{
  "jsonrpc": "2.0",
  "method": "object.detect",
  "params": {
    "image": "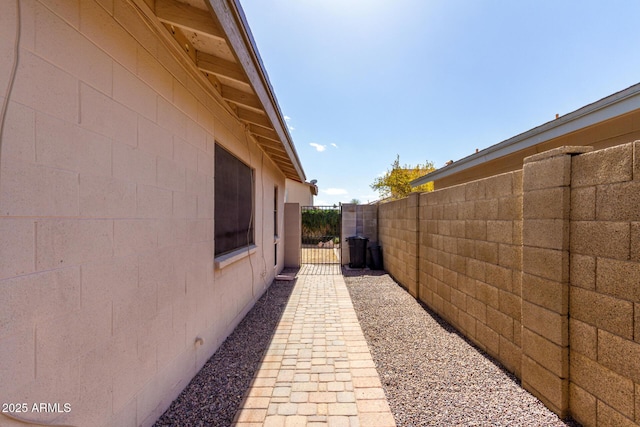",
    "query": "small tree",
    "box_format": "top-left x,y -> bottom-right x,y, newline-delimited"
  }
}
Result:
349,199 -> 361,205
370,155 -> 435,200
